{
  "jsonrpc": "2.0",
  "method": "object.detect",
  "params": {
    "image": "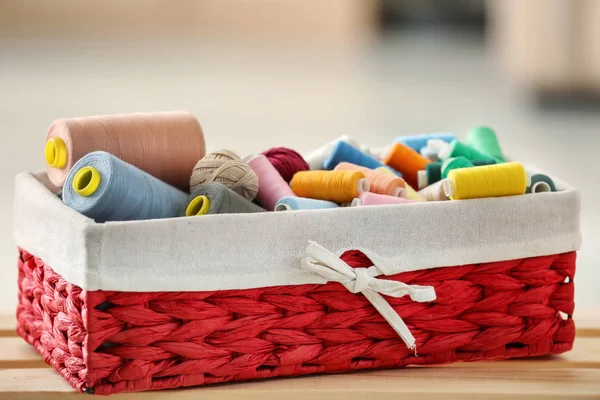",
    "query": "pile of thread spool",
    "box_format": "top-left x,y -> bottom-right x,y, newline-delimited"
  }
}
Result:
44,111 -> 556,223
